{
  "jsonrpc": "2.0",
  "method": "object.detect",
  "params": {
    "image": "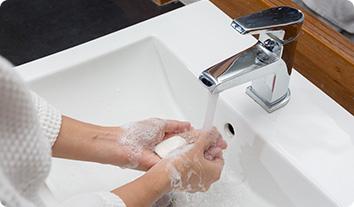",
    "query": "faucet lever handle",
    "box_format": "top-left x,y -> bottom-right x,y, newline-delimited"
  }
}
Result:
231,7 -> 304,44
